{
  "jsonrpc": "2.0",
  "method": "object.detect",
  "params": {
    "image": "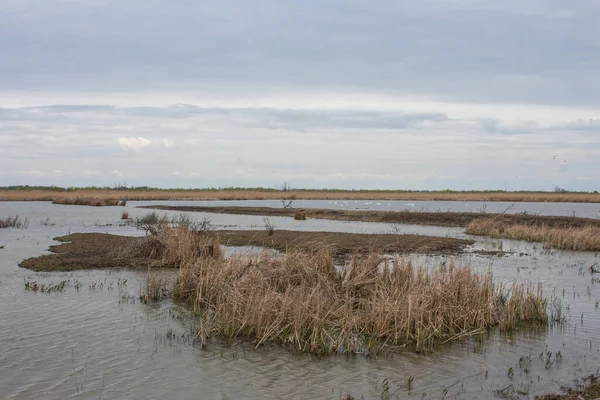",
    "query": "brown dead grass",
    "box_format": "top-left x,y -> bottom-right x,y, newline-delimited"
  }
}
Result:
466,217 -> 600,251
294,211 -> 307,220
174,249 -> 547,354
2,189 -> 600,203
51,197 -> 127,206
